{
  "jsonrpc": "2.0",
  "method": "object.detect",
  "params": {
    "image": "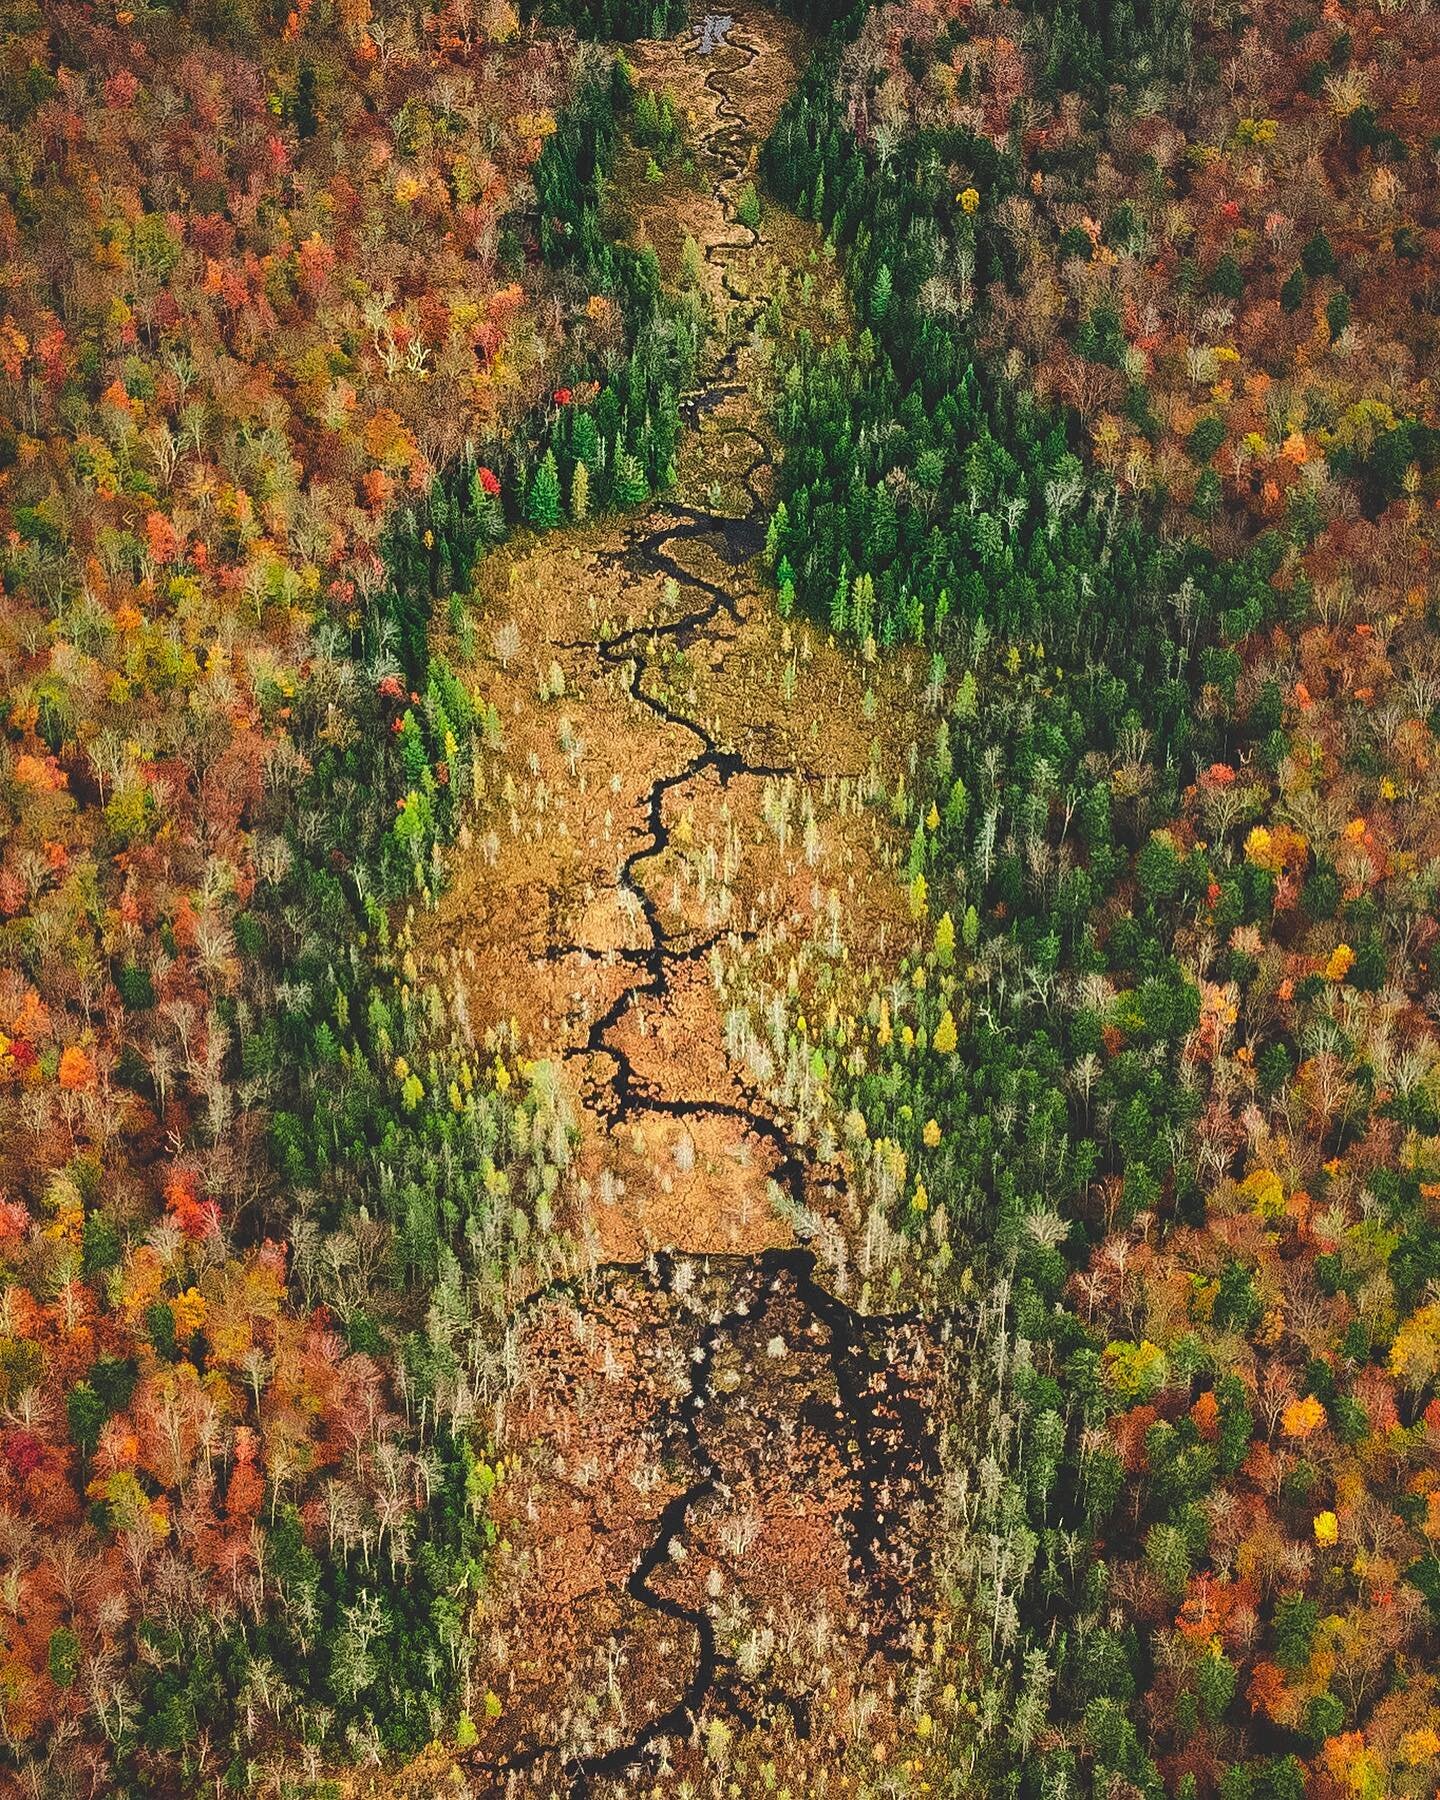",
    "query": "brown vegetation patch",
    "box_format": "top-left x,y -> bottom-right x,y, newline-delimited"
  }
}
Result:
408,13 -> 947,1792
